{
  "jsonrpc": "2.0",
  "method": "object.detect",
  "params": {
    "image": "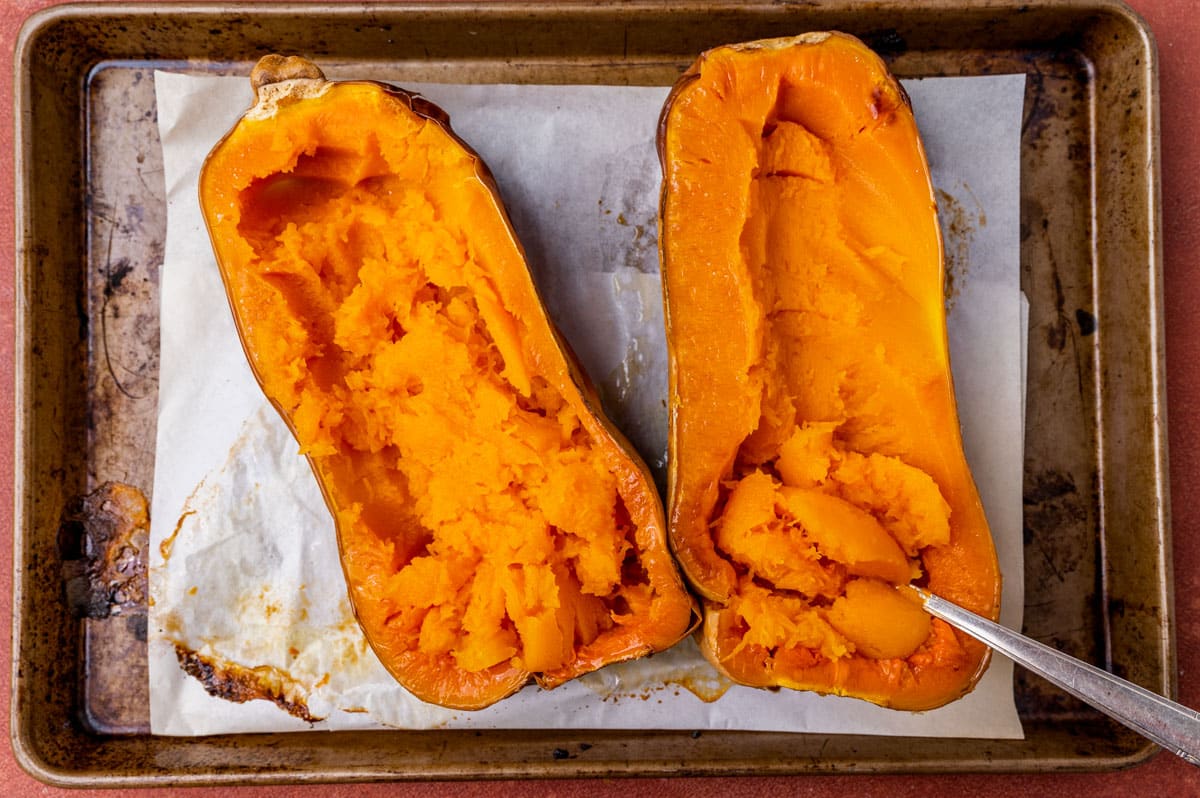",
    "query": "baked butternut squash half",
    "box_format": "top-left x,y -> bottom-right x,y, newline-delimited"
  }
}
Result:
658,34 -> 1001,710
200,55 -> 696,710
